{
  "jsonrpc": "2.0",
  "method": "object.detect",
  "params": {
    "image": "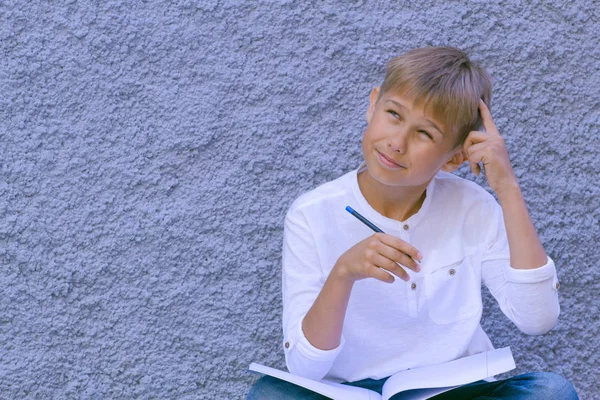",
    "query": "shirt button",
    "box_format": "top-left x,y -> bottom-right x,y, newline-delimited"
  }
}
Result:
410,282 -> 417,290
449,268 -> 456,276
284,342 -> 290,349
403,224 -> 409,231
555,282 -> 560,290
